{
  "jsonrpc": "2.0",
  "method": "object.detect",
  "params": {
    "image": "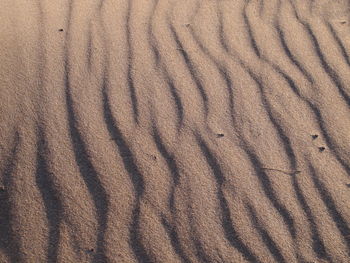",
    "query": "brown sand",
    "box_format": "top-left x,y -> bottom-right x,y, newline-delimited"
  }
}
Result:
1,0 -> 350,262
